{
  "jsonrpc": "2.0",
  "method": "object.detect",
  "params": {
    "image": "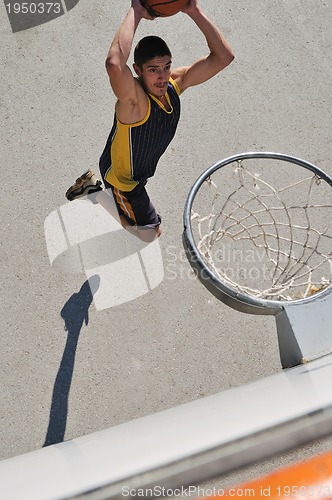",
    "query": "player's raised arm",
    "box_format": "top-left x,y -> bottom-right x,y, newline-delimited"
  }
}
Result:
172,0 -> 235,93
105,0 -> 153,103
